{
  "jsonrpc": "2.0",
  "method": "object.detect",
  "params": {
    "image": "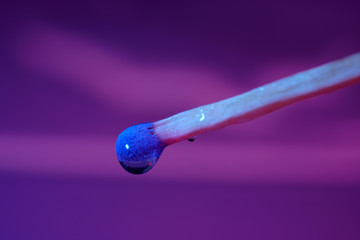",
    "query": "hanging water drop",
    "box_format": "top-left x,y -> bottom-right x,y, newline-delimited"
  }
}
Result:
115,123 -> 167,174
187,137 -> 196,142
